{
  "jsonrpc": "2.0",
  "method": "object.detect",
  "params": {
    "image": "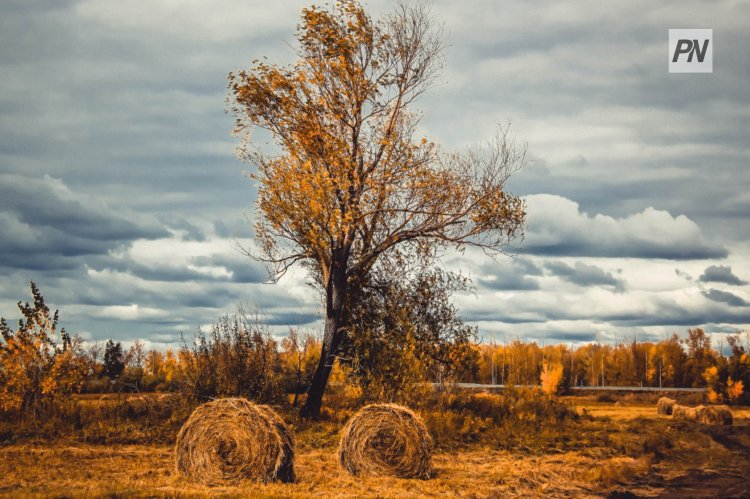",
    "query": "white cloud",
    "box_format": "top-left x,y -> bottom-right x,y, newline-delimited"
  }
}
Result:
521,194 -> 727,259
